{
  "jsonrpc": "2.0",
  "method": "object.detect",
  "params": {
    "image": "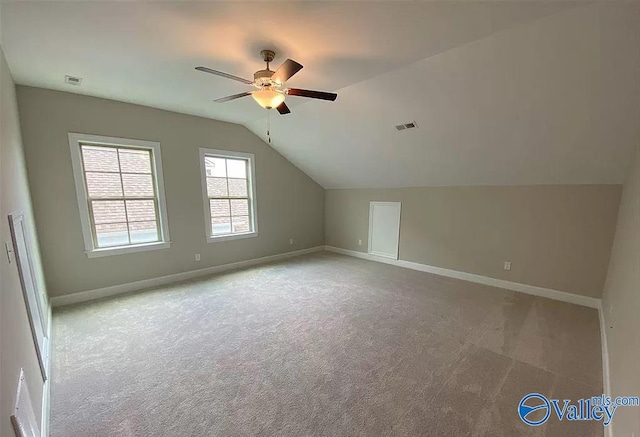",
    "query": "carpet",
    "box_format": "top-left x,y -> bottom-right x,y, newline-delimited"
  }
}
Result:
51,252 -> 603,436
